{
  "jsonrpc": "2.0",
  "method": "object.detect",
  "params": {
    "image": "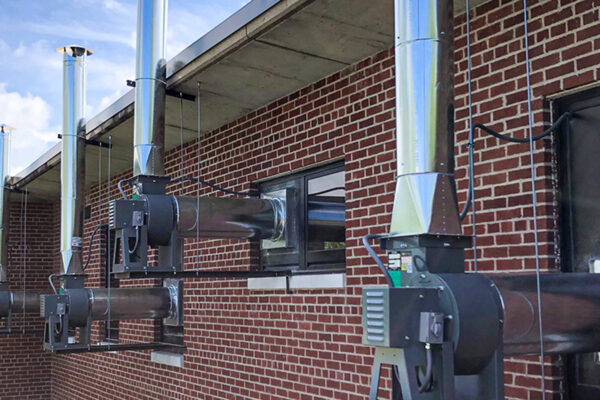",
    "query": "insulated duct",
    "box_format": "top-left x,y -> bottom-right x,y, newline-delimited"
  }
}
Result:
390,0 -> 460,236
133,0 -> 167,177
0,125 -> 12,284
58,45 -> 92,276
